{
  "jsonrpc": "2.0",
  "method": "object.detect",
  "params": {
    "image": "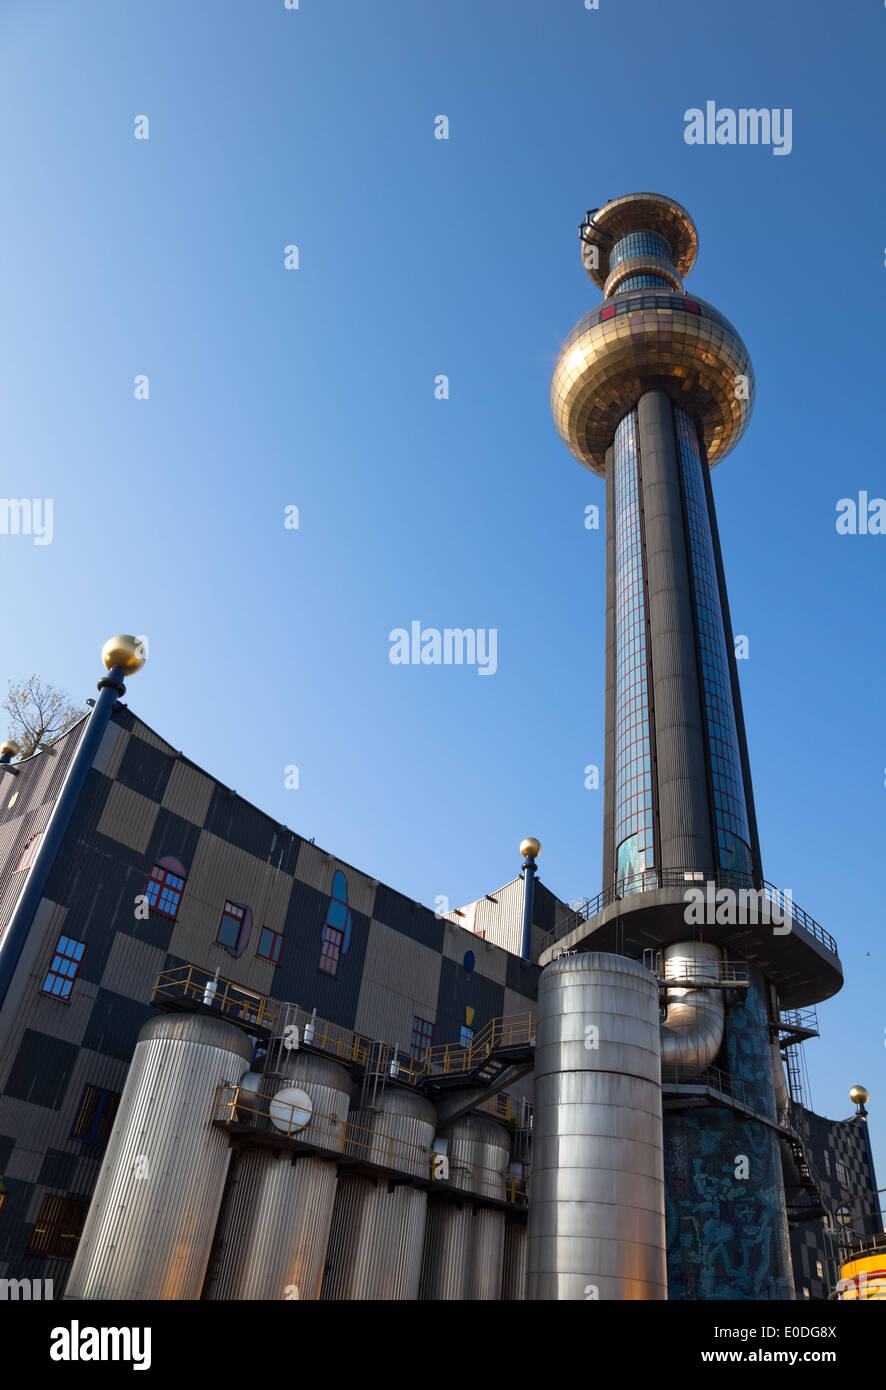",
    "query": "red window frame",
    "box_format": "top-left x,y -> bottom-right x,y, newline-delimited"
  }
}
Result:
600,305 -> 615,321
410,1016 -> 433,1063
27,1194 -> 89,1260
16,833 -> 42,872
256,926 -> 283,964
42,935 -> 86,1000
144,863 -> 186,919
216,901 -> 246,952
